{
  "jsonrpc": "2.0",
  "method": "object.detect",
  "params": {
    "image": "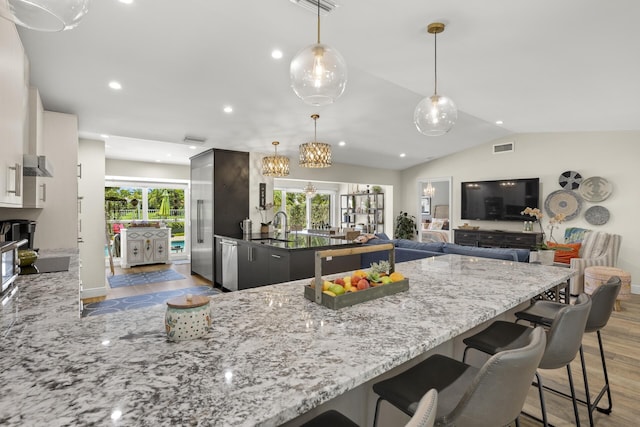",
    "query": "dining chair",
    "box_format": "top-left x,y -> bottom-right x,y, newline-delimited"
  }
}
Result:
372,327 -> 546,427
